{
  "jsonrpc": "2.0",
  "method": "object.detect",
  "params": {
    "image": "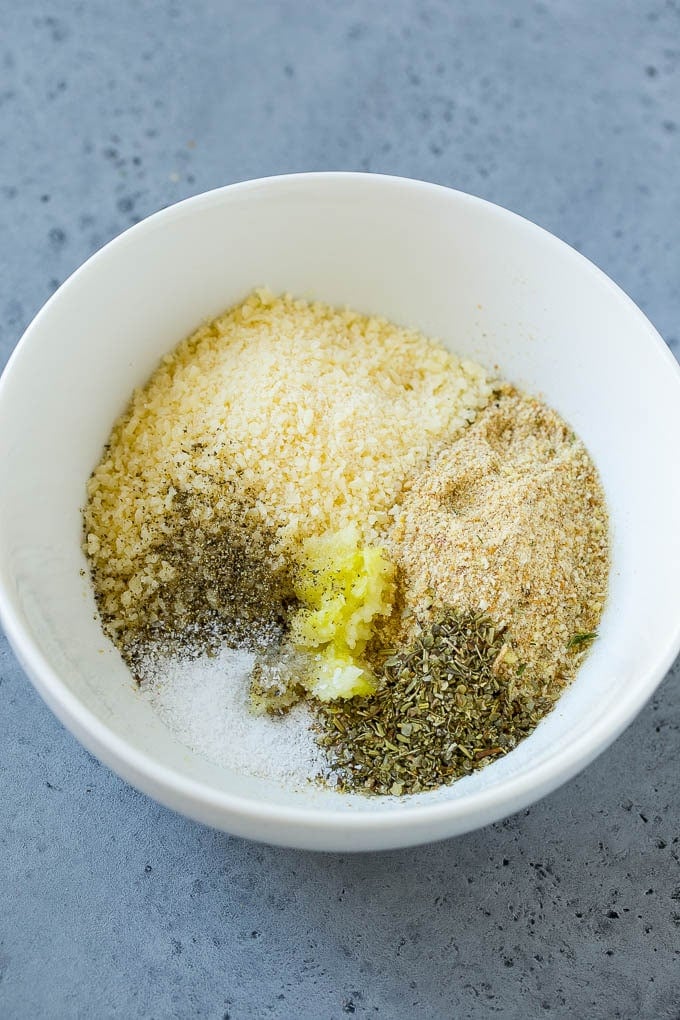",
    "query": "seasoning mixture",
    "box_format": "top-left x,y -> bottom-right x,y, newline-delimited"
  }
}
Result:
84,288 -> 490,663
83,290 -> 609,796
